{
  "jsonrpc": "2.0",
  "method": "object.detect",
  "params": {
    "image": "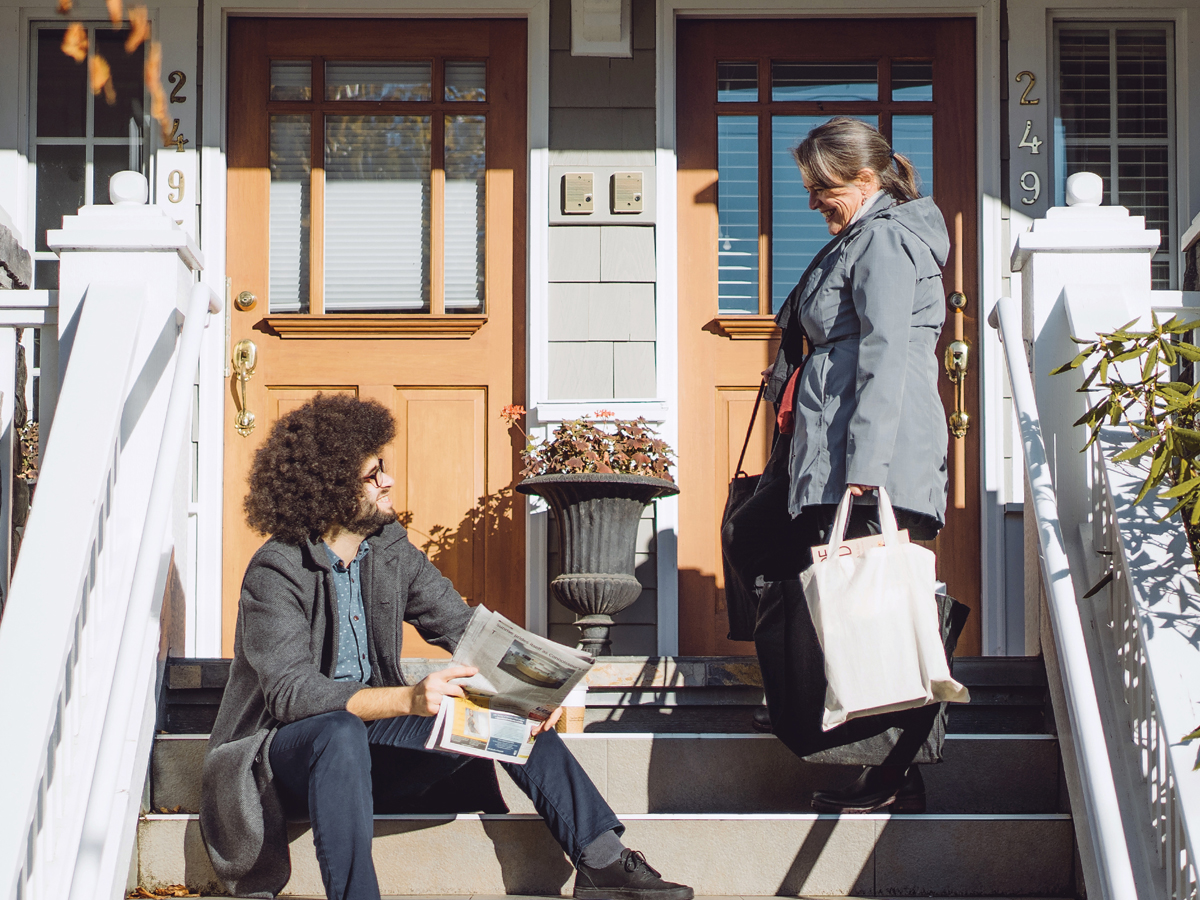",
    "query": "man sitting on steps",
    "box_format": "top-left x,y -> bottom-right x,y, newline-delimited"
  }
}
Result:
199,393 -> 694,900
